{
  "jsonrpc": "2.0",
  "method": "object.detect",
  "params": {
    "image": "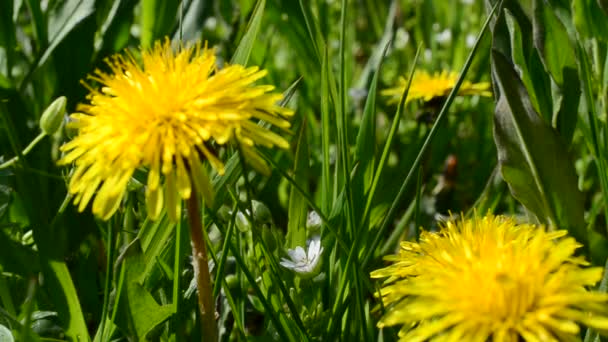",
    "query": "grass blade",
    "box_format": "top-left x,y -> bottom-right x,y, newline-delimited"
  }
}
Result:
231,0 -> 266,65
362,0 -> 503,268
